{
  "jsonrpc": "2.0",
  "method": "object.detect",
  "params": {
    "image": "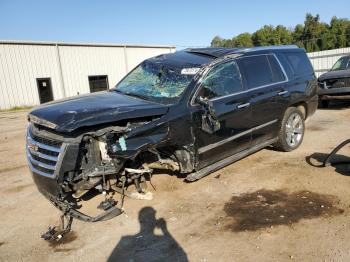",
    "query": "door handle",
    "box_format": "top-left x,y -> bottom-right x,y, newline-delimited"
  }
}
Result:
237,102 -> 250,109
278,90 -> 288,96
